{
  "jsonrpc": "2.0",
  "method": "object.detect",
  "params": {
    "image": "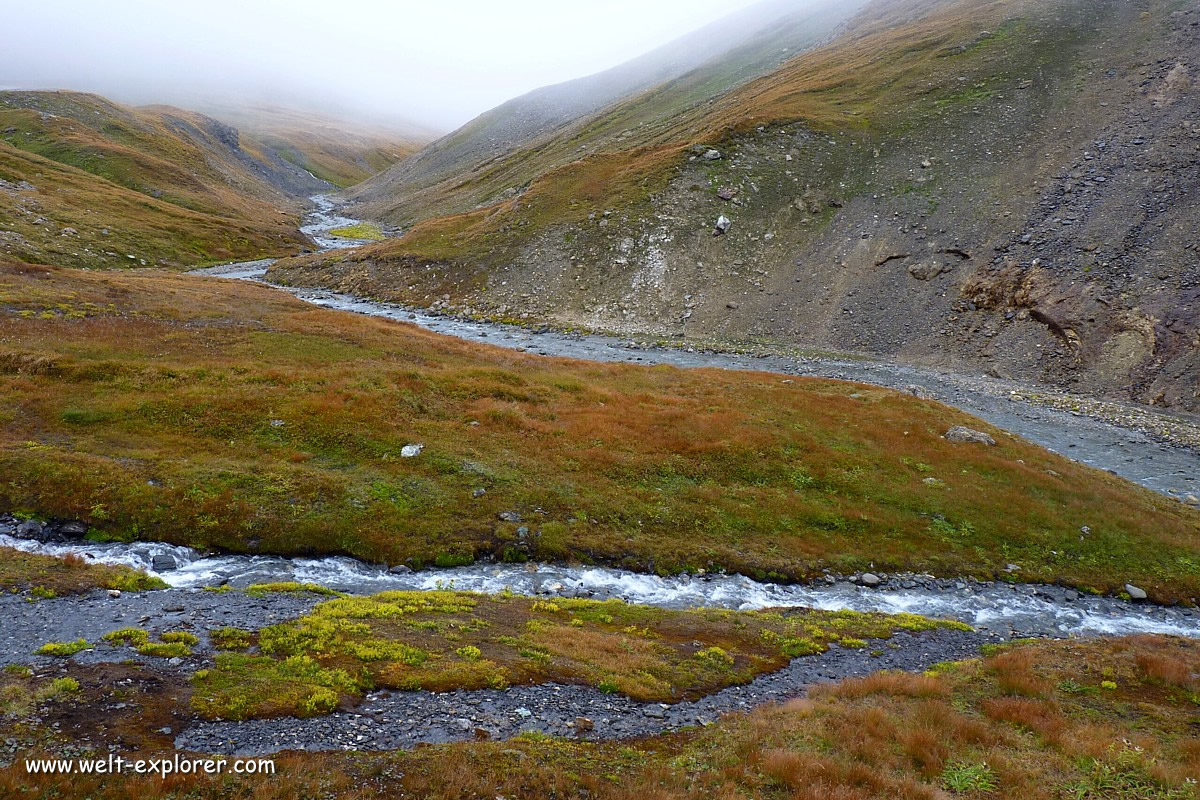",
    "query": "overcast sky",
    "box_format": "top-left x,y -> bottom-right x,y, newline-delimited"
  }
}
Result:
1,0 -> 768,132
